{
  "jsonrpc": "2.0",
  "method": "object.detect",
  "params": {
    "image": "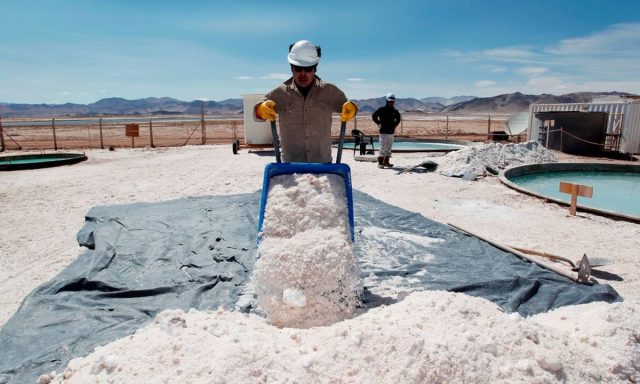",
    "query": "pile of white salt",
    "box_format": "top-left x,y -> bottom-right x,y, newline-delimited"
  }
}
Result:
43,292 -> 639,384
436,141 -> 558,179
251,173 -> 363,328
